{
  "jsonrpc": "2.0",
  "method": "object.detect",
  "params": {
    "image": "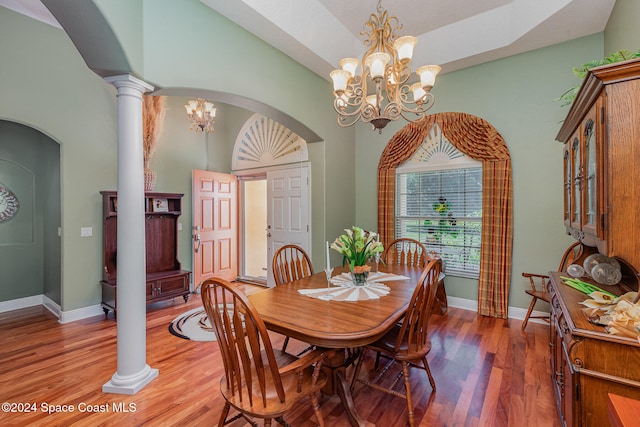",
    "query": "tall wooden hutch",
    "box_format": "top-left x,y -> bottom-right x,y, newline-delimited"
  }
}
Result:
552,58 -> 640,426
100,191 -> 191,316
